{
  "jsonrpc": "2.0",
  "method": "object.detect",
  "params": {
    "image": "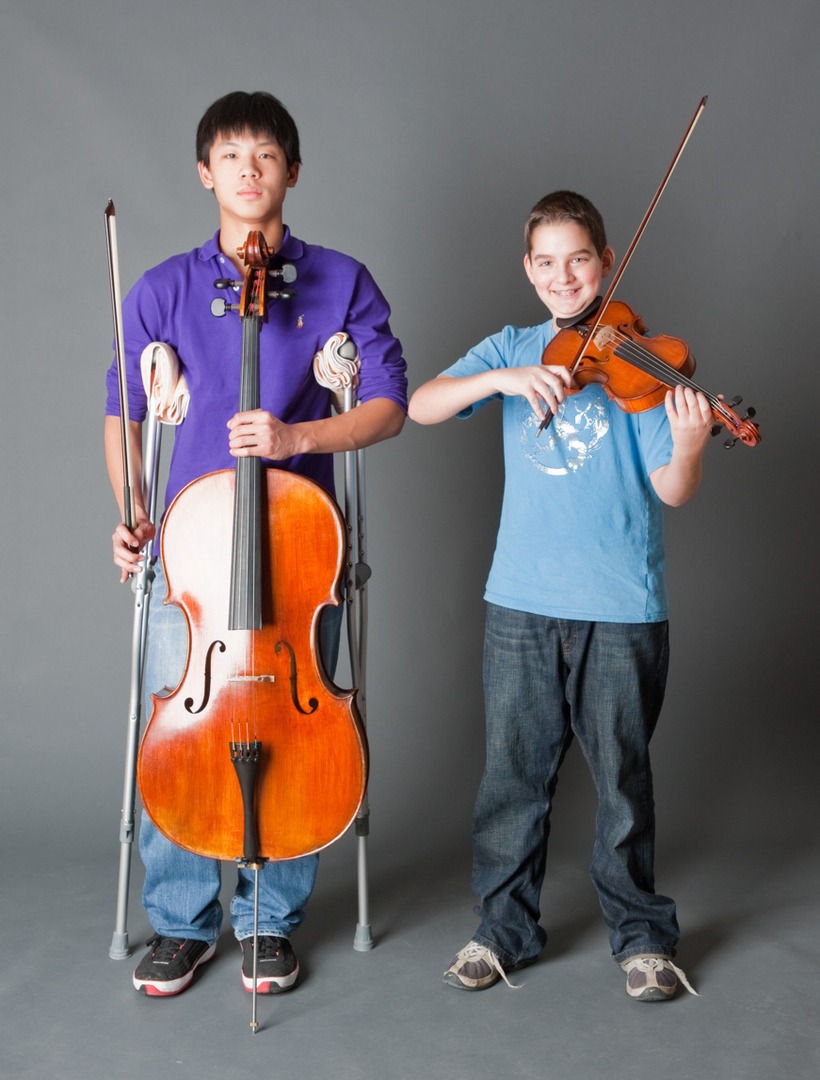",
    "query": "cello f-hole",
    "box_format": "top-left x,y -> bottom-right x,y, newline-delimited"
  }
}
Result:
275,639 -> 320,714
184,638 -> 227,714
